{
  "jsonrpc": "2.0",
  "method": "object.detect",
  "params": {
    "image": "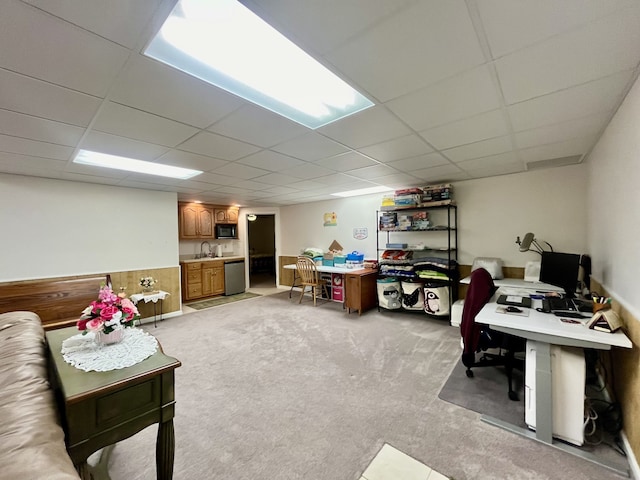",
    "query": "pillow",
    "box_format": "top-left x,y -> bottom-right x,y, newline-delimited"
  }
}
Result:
471,257 -> 504,279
